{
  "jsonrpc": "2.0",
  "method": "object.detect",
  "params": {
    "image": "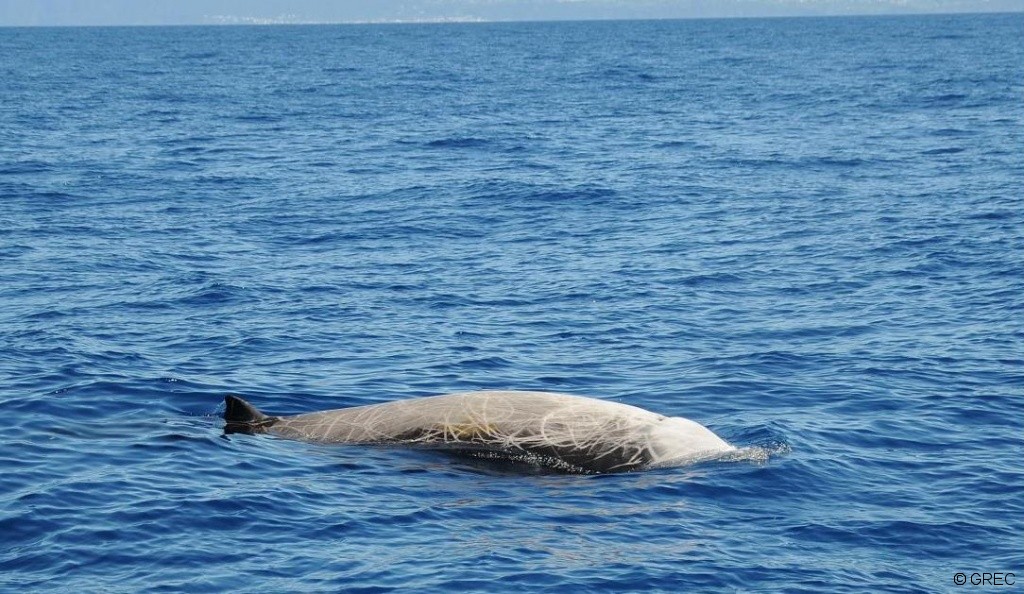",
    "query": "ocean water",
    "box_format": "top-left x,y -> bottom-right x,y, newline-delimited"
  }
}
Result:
1,13 -> 1022,593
